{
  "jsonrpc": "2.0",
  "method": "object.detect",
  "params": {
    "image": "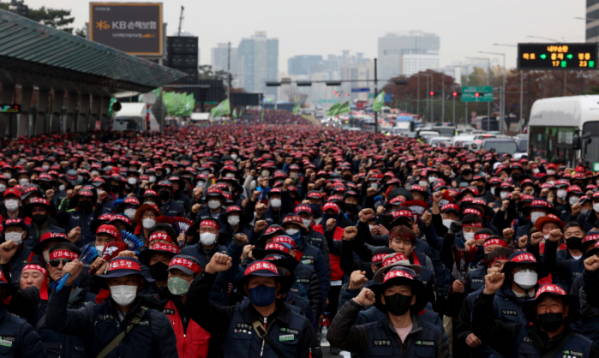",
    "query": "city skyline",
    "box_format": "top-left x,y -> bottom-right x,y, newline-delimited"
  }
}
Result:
22,0 -> 586,73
